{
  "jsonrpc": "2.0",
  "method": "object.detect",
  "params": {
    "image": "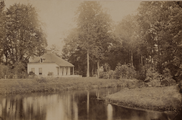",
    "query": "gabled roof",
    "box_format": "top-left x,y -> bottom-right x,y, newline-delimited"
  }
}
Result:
29,52 -> 74,67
